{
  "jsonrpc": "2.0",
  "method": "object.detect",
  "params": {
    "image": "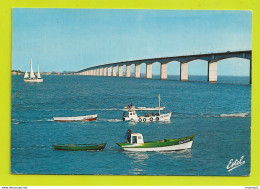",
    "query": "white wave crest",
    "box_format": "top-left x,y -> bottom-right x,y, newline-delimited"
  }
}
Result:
88,108 -> 121,111
36,119 -> 54,122
106,118 -> 122,122
97,118 -> 122,122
